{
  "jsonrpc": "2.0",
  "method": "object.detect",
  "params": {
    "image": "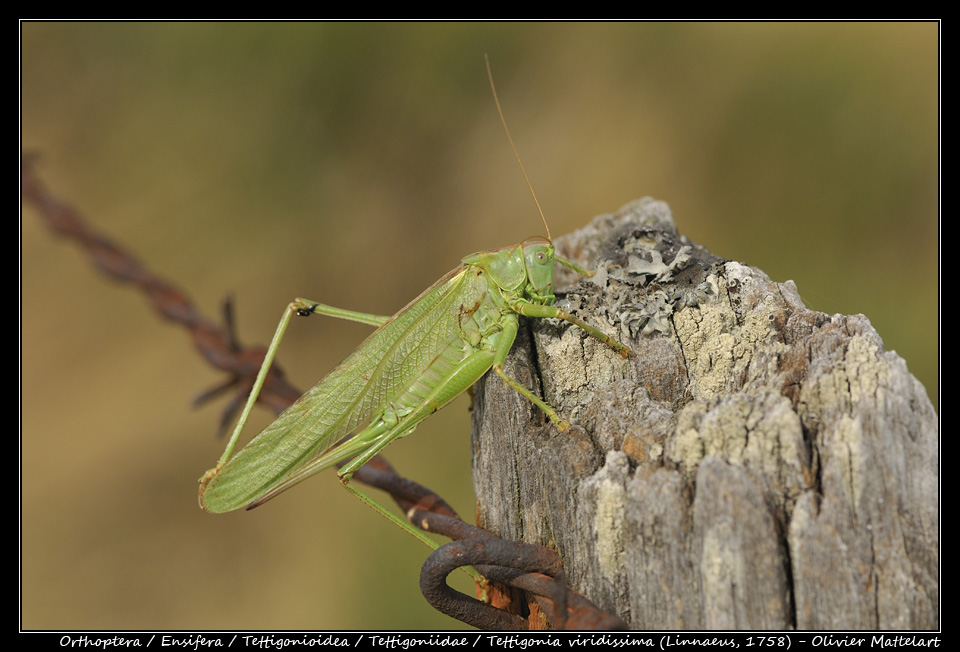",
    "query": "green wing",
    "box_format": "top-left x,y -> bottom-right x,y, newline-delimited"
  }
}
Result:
200,264 -> 492,512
